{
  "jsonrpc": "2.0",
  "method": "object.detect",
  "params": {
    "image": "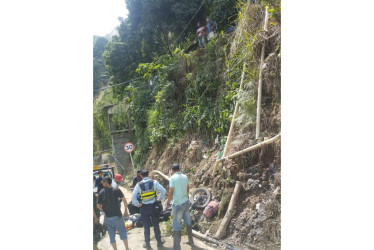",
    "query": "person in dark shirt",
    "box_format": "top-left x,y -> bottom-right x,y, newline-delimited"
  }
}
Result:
97,176 -> 129,250
132,169 -> 143,188
95,171 -> 104,194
